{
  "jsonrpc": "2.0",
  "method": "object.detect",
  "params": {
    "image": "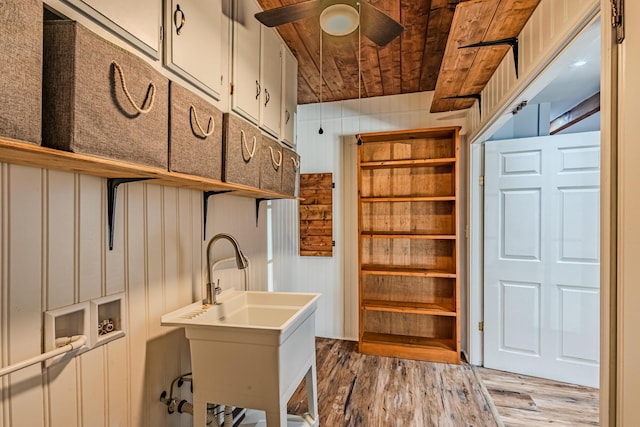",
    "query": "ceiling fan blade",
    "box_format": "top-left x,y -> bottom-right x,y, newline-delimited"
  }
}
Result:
360,1 -> 404,47
255,0 -> 322,27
